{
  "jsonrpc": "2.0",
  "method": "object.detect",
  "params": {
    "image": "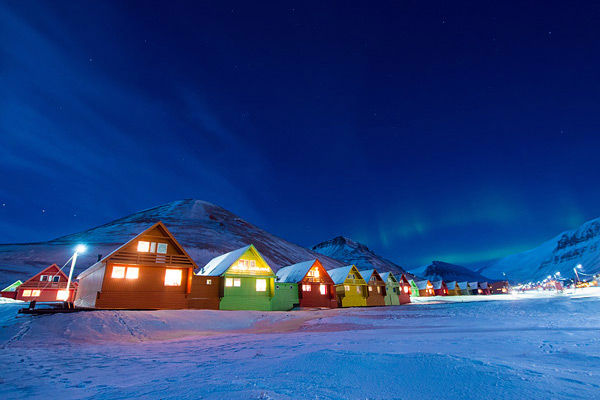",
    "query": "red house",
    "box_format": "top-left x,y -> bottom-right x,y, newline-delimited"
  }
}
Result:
15,264 -> 77,302
398,274 -> 412,304
478,282 -> 491,295
275,259 -> 337,308
433,280 -> 448,296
